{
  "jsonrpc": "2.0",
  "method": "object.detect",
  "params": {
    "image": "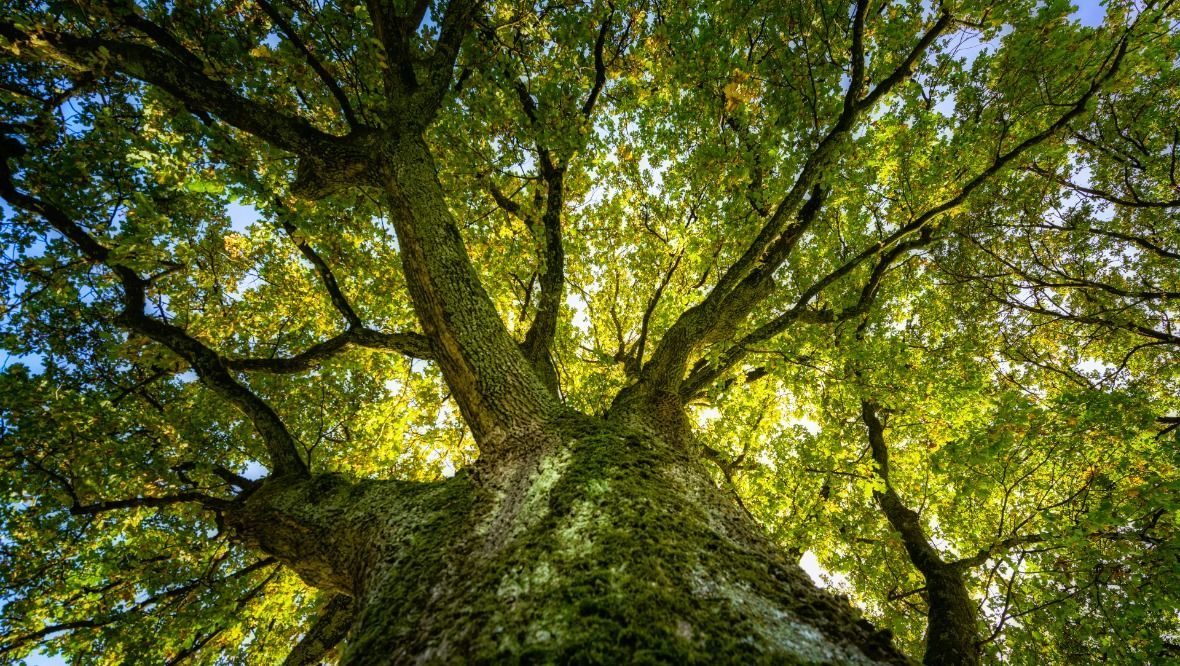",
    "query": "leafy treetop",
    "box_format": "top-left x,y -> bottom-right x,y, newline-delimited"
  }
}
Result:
0,0 -> 1177,663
